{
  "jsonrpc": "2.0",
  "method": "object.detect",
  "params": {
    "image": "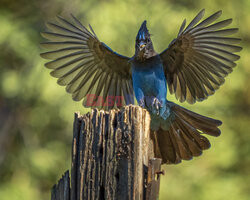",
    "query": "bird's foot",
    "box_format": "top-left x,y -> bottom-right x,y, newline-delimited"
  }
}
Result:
151,98 -> 162,115
138,98 -> 145,108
